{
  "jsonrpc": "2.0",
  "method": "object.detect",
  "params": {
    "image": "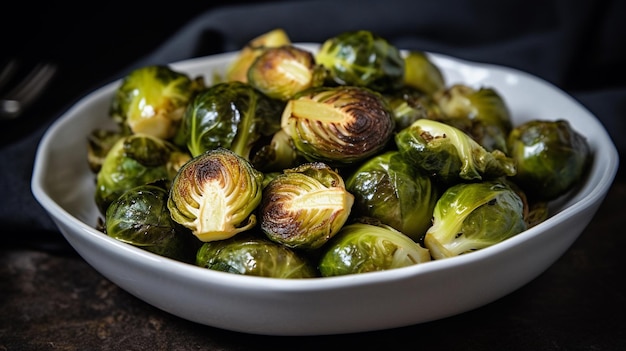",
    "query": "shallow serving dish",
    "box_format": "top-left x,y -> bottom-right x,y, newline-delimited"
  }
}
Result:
32,43 -> 619,336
